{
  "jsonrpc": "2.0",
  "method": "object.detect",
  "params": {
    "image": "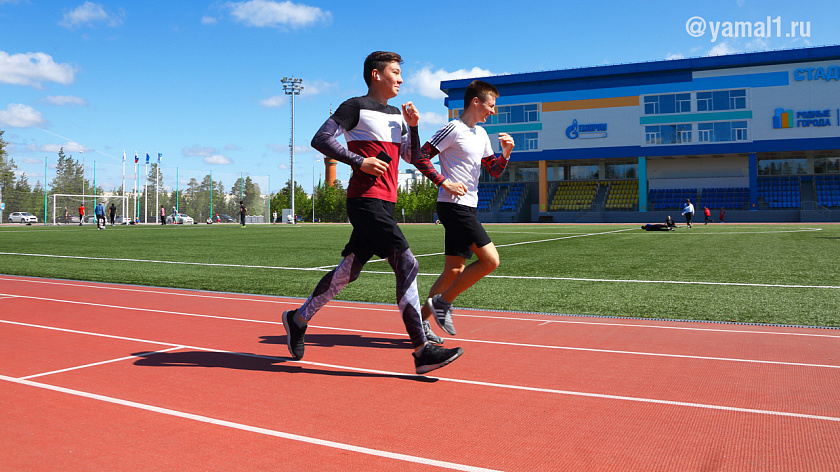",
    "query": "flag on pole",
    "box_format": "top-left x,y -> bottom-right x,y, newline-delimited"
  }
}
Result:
146,153 -> 150,164
134,152 -> 139,164
157,152 -> 162,164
